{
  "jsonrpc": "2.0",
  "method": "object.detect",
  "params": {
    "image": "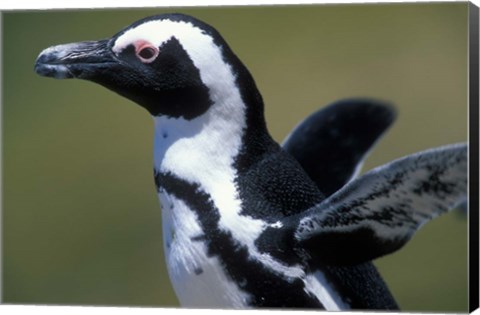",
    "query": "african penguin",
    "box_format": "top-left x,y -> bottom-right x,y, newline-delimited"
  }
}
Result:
35,13 -> 468,310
